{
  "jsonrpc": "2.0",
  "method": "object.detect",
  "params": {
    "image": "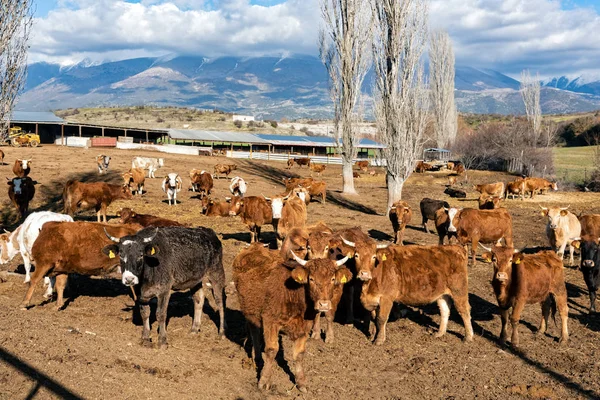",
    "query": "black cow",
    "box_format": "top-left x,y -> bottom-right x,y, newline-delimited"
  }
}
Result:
102,226 -> 226,348
444,187 -> 467,199
575,238 -> 600,313
420,198 -> 450,233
